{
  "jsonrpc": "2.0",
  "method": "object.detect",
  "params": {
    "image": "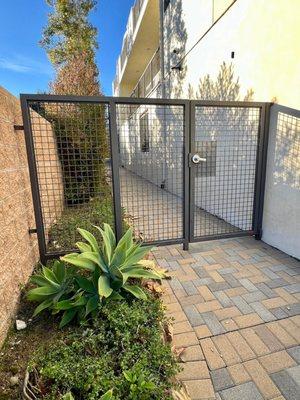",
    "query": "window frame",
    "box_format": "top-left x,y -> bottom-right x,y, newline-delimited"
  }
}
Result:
139,111 -> 150,153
